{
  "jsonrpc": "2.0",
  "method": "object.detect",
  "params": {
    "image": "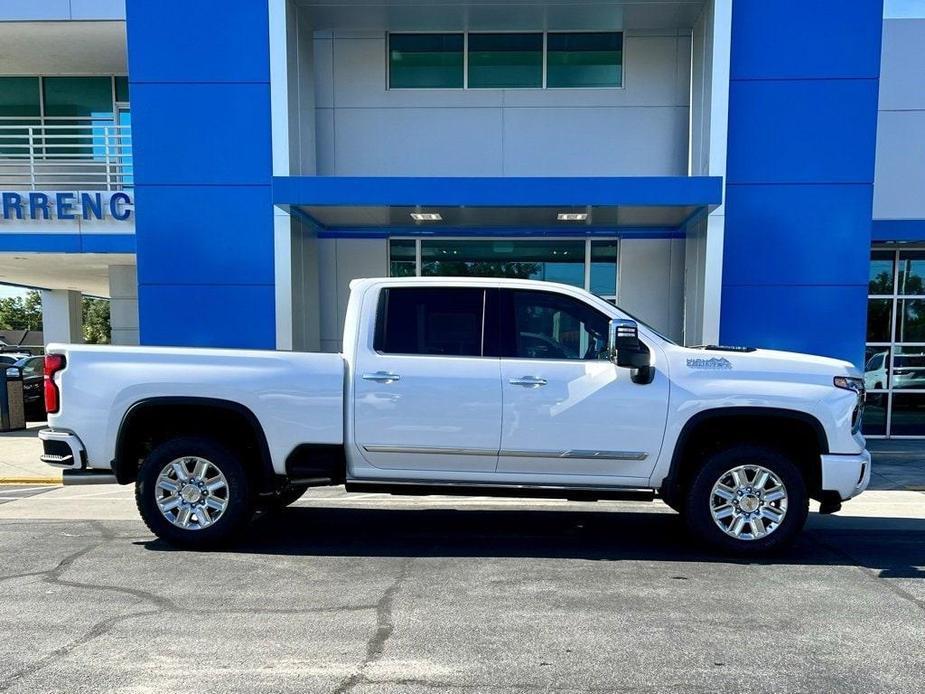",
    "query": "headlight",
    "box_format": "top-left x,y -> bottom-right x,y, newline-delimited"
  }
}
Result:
833,376 -> 864,393
834,377 -> 865,434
